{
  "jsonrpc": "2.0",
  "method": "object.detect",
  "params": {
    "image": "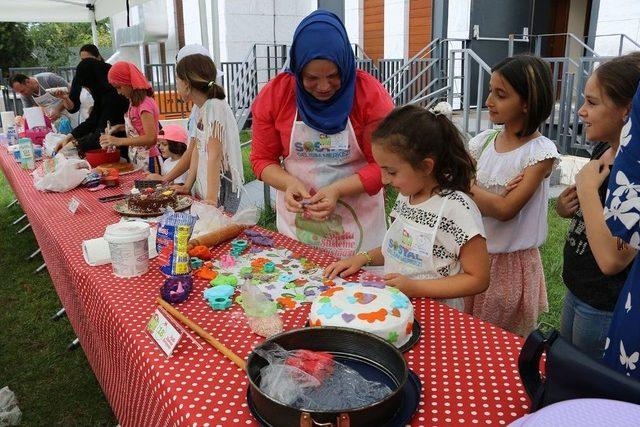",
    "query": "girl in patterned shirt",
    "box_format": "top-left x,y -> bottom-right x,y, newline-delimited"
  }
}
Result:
324,104 -> 489,311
